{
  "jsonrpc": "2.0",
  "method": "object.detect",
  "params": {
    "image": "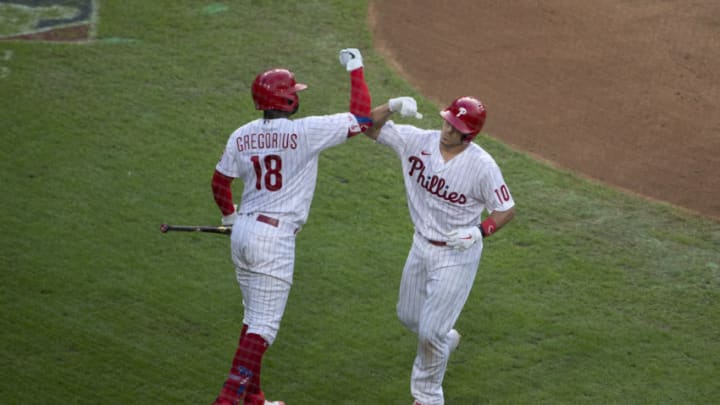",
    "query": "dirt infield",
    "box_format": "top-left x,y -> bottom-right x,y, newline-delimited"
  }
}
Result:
369,1 -> 720,219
